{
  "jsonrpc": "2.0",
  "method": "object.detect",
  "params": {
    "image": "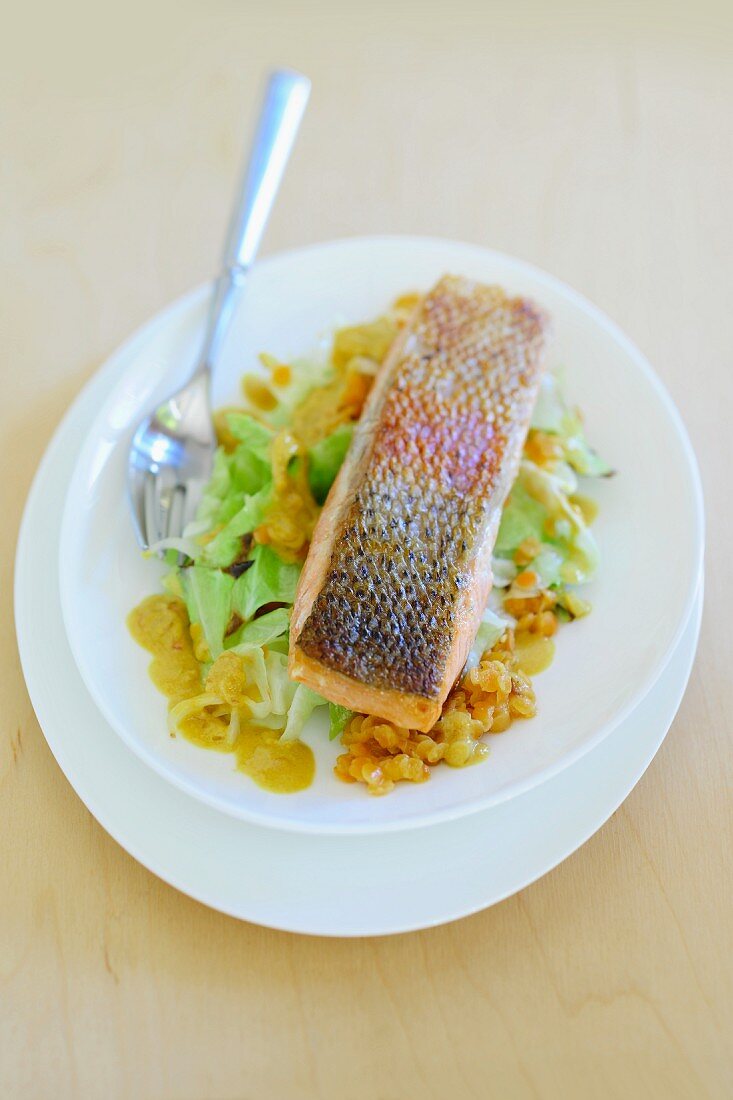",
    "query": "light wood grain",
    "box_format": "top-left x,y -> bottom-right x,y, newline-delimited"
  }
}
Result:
2,2 -> 732,1097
